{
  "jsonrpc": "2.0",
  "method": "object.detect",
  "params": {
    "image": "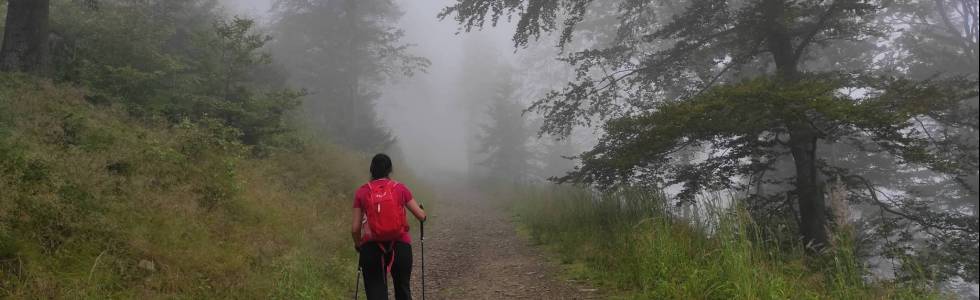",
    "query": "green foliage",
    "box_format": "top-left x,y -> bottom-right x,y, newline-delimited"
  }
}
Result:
48,0 -> 301,154
50,0 -> 187,101
271,0 -> 429,152
445,0 -> 978,283
0,75 -> 363,298
567,75 -> 976,189
2,0 -> 429,297
180,16 -> 303,154
476,66 -> 535,182
508,185 -> 943,299
448,0 -> 980,282
565,75 -> 979,281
